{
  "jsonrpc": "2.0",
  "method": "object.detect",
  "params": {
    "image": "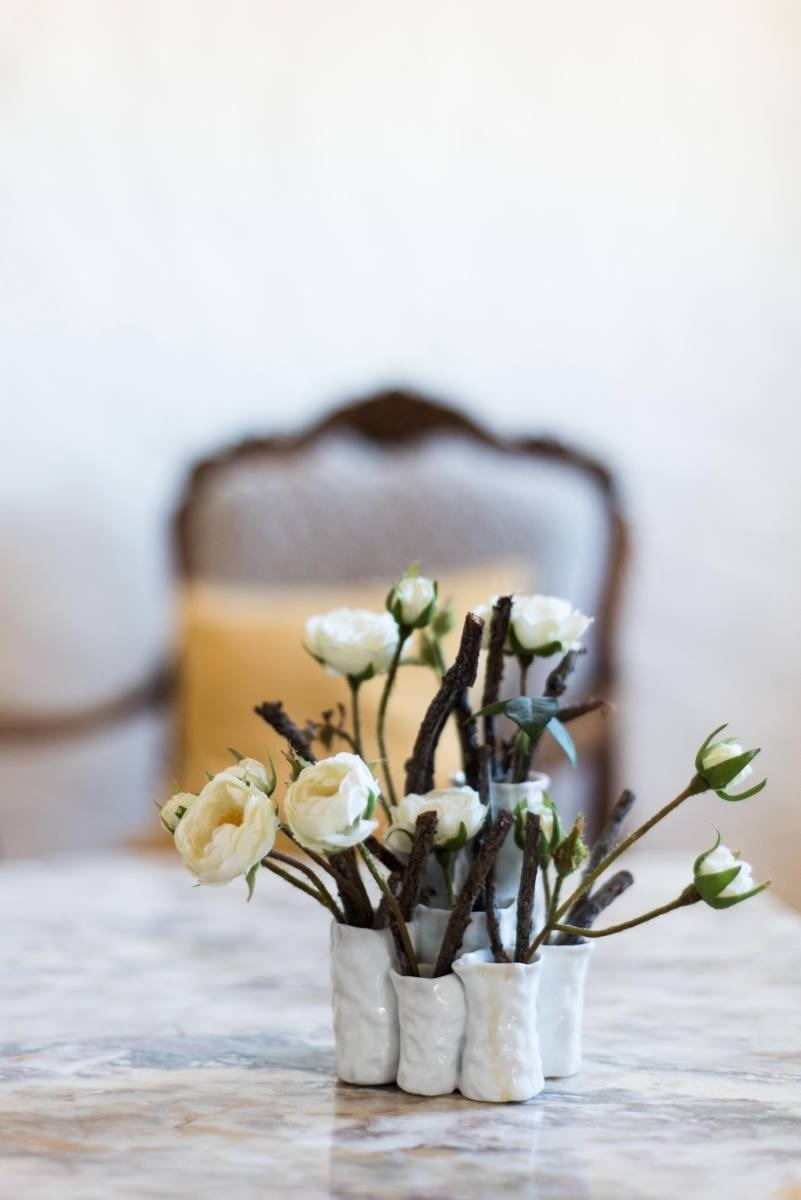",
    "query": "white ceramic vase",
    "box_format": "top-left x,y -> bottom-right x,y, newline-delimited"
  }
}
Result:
453,949 -> 545,1103
390,967 -> 466,1096
489,776 -> 550,920
413,902 -> 517,967
537,941 -> 593,1078
329,922 -> 400,1085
